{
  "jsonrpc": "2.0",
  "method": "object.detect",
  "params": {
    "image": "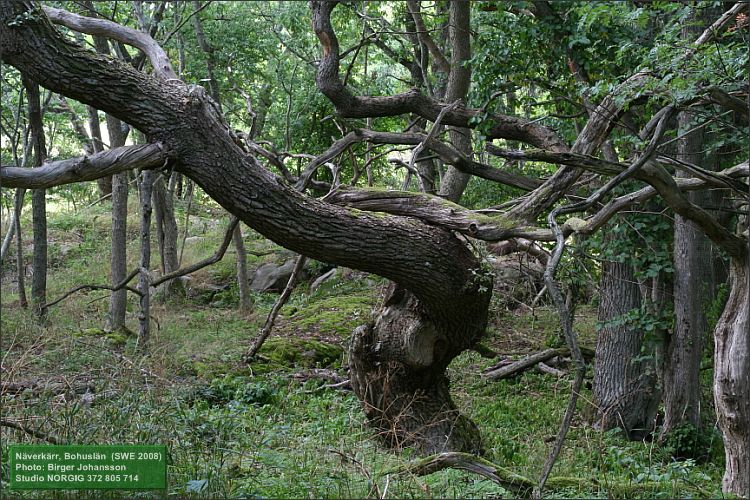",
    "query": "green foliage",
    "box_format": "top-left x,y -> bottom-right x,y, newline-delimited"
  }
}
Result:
193,375 -> 278,407
662,423 -> 723,462
705,282 -> 729,333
